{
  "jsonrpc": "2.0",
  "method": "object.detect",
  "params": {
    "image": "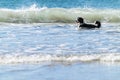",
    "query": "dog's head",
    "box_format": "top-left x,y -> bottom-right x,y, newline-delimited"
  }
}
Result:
76,17 -> 84,23
95,21 -> 101,28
